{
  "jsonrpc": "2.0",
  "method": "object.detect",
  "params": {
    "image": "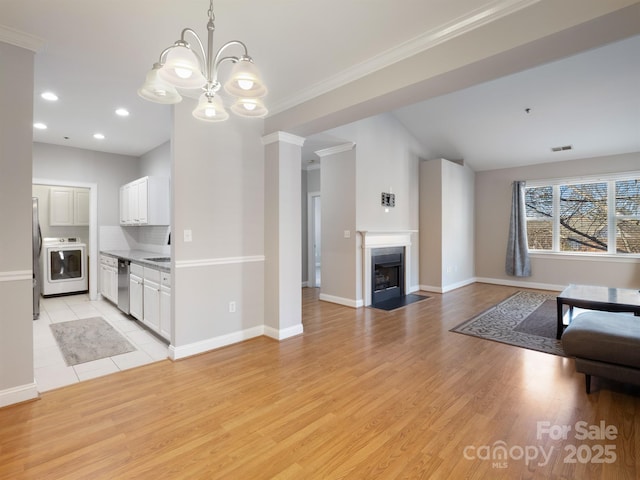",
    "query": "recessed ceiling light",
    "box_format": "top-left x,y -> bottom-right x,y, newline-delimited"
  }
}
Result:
115,108 -> 130,117
41,92 -> 59,101
33,122 -> 48,130
93,133 -> 105,140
